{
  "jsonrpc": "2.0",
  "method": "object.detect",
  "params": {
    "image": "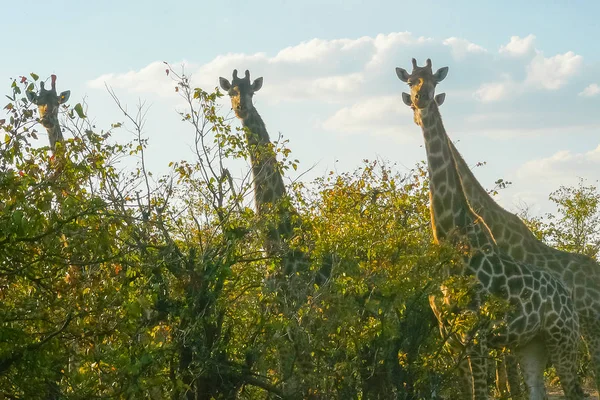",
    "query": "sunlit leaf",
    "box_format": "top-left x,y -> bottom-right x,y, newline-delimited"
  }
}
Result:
74,103 -> 86,118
